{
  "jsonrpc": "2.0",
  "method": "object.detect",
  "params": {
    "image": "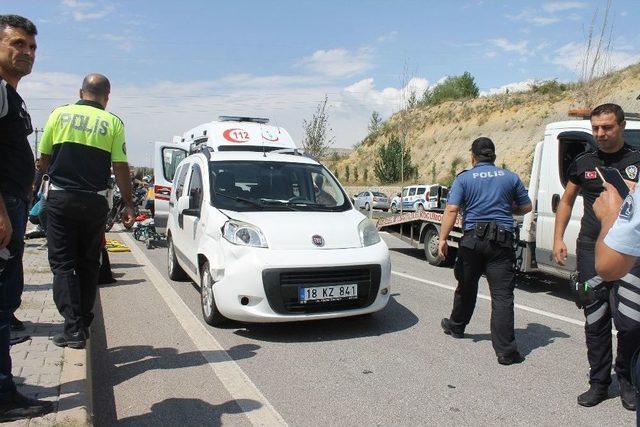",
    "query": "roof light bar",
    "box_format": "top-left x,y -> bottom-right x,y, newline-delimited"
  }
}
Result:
218,116 -> 270,124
